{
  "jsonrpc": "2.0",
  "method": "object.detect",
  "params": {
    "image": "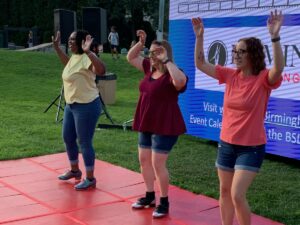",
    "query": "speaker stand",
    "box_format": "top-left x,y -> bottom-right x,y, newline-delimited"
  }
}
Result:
98,93 -> 114,124
44,85 -> 65,123
97,92 -> 134,130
